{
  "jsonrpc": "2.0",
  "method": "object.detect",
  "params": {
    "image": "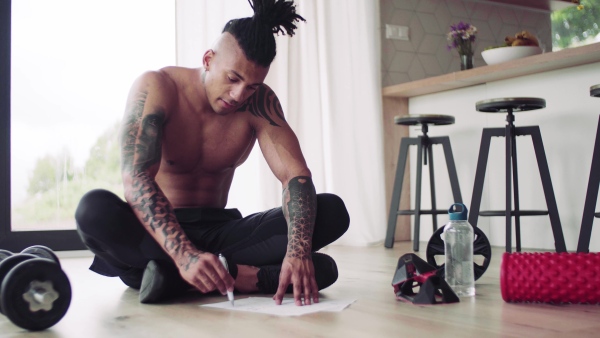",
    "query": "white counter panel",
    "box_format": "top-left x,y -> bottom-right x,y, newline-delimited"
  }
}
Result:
408,62 -> 600,251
